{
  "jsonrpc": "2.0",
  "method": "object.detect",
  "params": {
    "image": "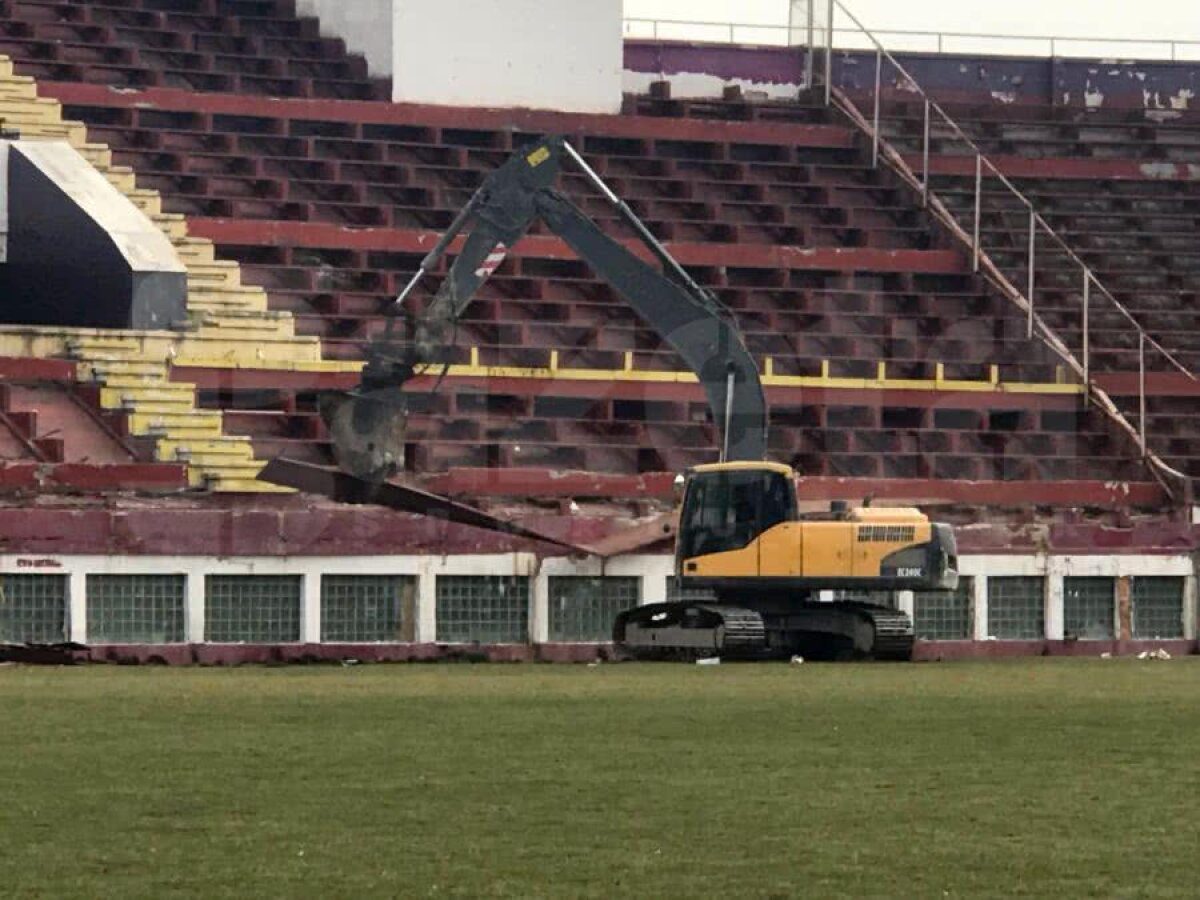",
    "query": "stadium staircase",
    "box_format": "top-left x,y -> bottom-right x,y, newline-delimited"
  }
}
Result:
0,0 -> 1178,508
0,52 -> 359,492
